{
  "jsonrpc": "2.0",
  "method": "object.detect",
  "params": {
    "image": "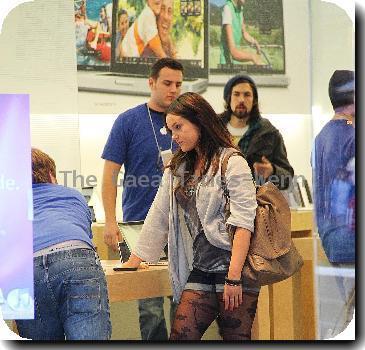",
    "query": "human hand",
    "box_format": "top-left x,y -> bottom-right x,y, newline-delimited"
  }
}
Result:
121,261 -> 148,269
253,156 -> 274,180
122,254 -> 148,269
252,53 -> 263,65
254,40 -> 261,54
103,221 -> 120,252
224,284 -> 243,311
